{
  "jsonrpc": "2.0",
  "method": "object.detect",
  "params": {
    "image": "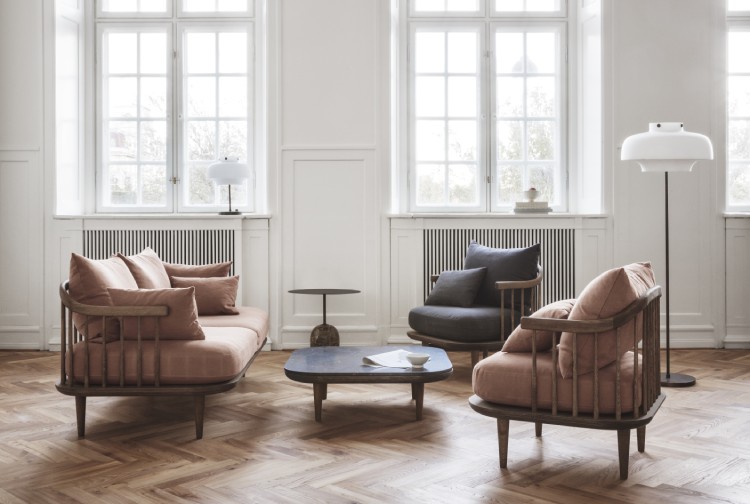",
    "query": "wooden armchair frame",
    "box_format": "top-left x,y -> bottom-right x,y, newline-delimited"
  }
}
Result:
408,266 -> 543,367
56,281 -> 265,439
469,286 -> 664,479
